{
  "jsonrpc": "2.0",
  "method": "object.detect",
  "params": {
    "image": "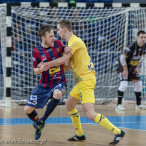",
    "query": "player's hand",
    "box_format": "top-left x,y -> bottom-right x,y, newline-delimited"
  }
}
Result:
121,70 -> 128,78
39,61 -> 48,72
37,62 -> 42,68
134,67 -> 140,74
64,47 -> 71,53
